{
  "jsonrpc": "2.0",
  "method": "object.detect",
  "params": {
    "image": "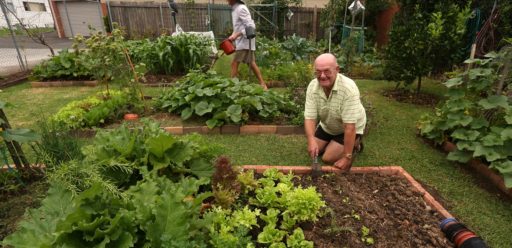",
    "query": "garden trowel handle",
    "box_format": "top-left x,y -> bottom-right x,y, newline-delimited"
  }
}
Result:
311,155 -> 322,177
